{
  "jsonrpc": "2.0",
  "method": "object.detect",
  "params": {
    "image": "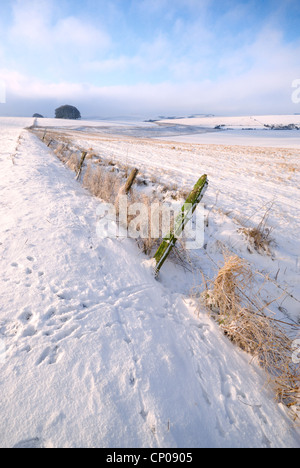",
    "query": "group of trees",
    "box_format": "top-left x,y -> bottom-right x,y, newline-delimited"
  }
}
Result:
33,105 -> 81,120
